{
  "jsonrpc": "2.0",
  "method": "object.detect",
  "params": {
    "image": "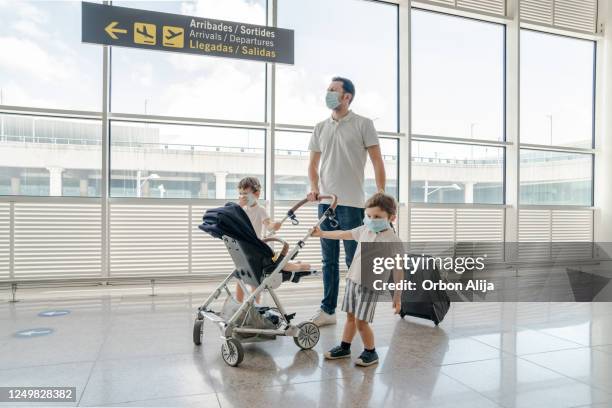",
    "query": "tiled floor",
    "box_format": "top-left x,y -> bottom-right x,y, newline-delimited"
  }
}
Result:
1,280 -> 612,407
